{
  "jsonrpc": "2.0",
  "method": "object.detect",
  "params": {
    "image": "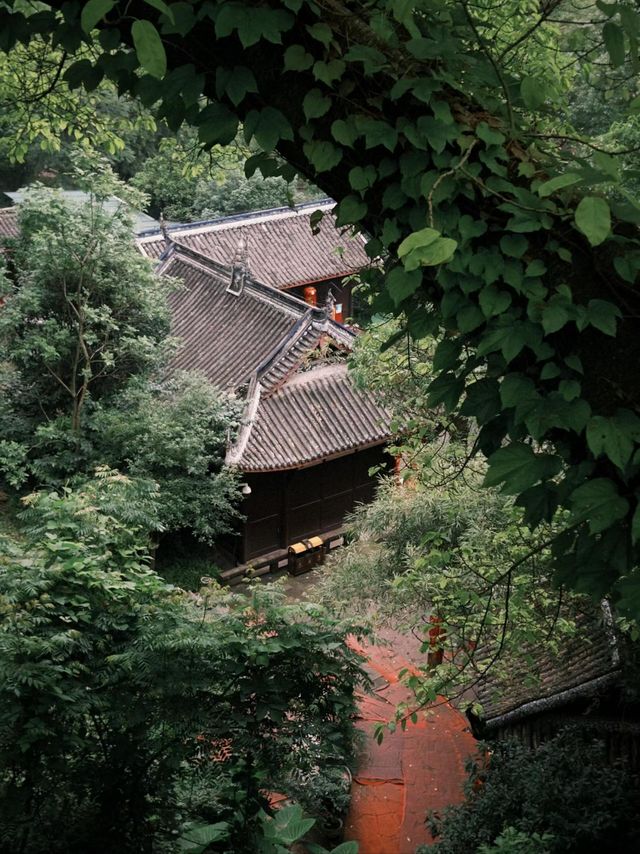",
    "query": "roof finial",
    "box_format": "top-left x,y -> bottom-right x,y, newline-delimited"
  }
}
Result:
159,210 -> 169,241
324,288 -> 336,320
227,234 -> 249,296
